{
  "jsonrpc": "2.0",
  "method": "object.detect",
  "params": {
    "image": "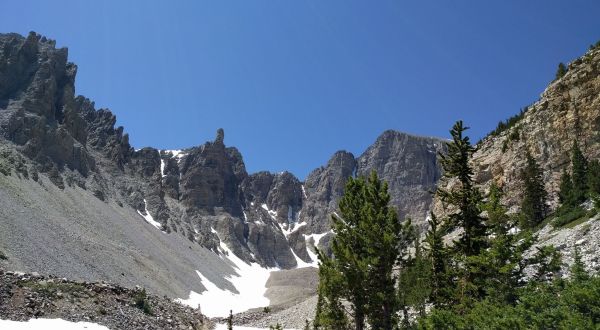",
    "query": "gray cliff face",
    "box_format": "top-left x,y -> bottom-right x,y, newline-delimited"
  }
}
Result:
356,130 -> 447,227
0,32 -> 448,274
298,132 -> 447,238
300,151 -> 357,235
